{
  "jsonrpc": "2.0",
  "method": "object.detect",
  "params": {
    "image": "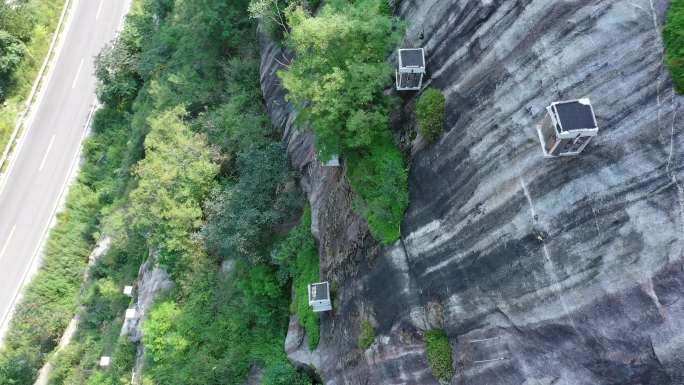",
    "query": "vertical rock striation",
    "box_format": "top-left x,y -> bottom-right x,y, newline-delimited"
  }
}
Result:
260,0 -> 684,384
